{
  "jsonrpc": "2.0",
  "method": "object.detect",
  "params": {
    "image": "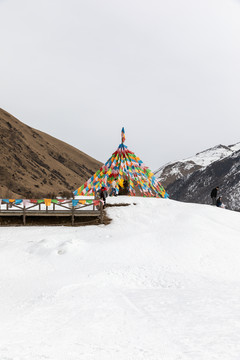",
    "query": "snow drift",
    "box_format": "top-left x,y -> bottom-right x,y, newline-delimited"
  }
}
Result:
0,197 -> 240,359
